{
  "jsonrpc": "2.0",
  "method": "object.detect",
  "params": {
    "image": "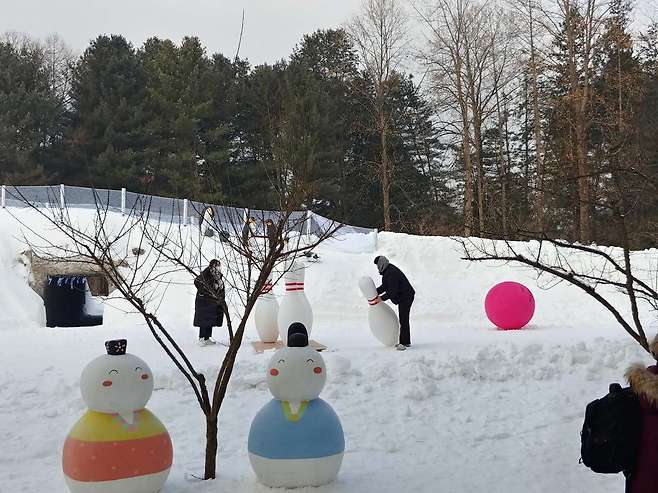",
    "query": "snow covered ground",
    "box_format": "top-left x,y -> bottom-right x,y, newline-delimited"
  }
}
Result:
0,207 -> 656,492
